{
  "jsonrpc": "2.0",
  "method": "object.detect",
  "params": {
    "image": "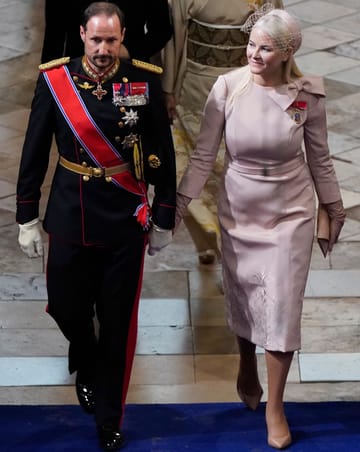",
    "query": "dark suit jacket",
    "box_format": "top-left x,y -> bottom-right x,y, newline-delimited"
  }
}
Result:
16,57 -> 176,246
41,0 -> 173,63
